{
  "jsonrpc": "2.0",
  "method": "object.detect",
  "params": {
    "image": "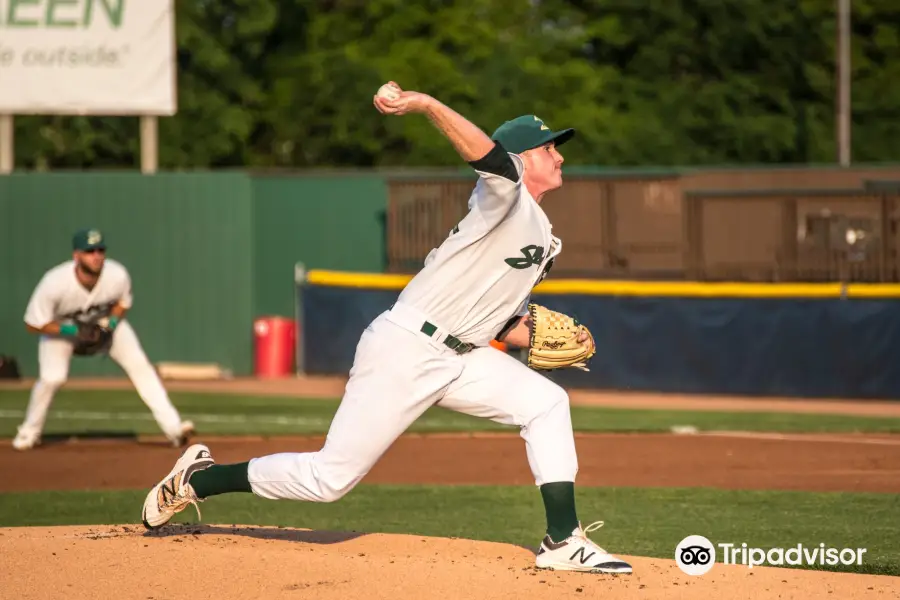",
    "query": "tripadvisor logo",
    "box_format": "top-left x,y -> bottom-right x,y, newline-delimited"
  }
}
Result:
675,535 -> 868,576
0,0 -> 125,29
676,535 -> 715,576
